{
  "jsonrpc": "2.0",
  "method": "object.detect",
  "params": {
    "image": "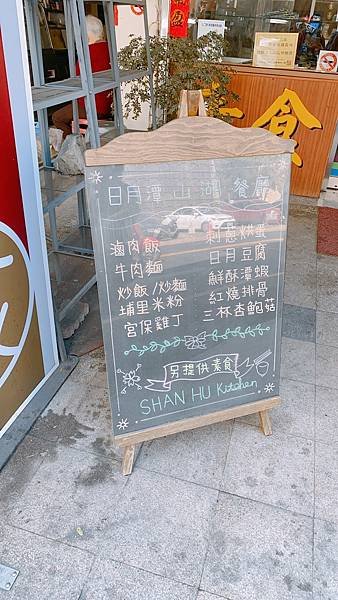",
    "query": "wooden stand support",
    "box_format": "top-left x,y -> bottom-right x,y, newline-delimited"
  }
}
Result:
122,445 -> 136,476
259,410 -> 272,436
118,397 -> 280,475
